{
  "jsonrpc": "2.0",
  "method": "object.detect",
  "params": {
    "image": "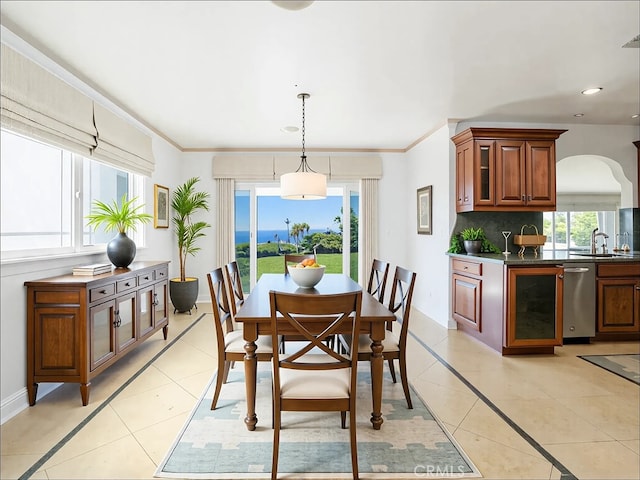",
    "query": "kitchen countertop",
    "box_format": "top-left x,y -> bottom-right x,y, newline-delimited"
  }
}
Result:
447,250 -> 640,265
